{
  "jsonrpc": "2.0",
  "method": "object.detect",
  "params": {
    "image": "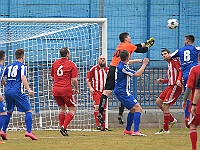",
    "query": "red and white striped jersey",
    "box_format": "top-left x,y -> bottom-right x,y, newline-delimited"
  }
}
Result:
86,65 -> 109,92
167,58 -> 182,85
